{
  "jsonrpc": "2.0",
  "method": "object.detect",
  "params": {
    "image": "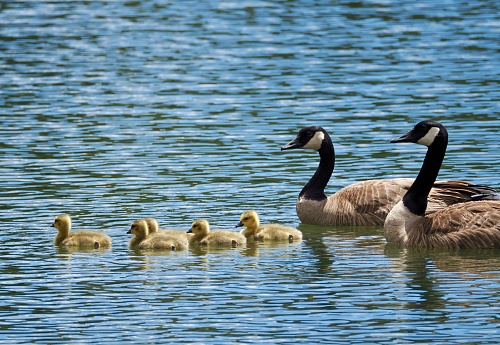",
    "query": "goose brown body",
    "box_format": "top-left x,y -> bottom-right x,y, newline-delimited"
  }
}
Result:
384,120 -> 500,249
52,214 -> 112,249
282,126 -> 497,226
388,201 -> 500,249
296,178 -> 495,226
